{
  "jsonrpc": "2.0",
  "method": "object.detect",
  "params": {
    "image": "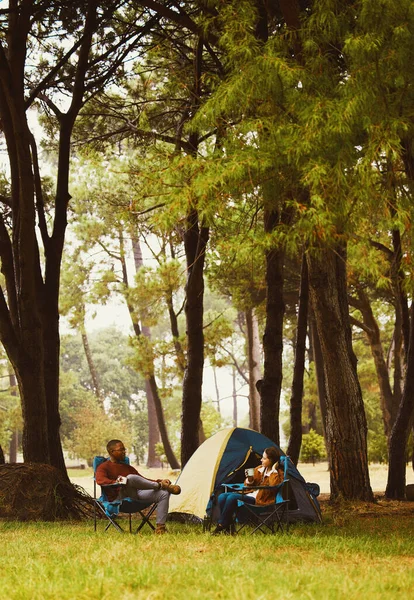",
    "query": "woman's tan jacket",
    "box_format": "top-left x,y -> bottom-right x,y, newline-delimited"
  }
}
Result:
245,464 -> 284,505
